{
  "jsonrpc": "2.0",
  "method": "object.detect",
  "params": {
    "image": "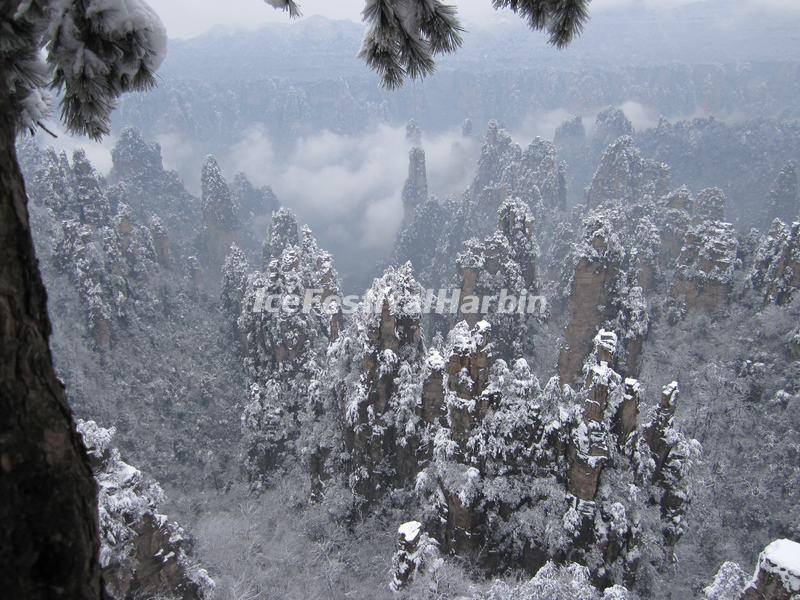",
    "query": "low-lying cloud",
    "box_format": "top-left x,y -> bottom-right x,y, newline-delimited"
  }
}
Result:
155,124 -> 480,291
